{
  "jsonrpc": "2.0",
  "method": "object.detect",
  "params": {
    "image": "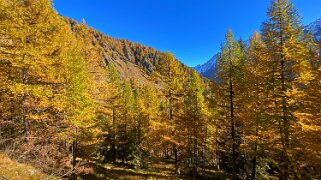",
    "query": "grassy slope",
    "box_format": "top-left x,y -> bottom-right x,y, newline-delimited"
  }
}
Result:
0,153 -> 58,180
